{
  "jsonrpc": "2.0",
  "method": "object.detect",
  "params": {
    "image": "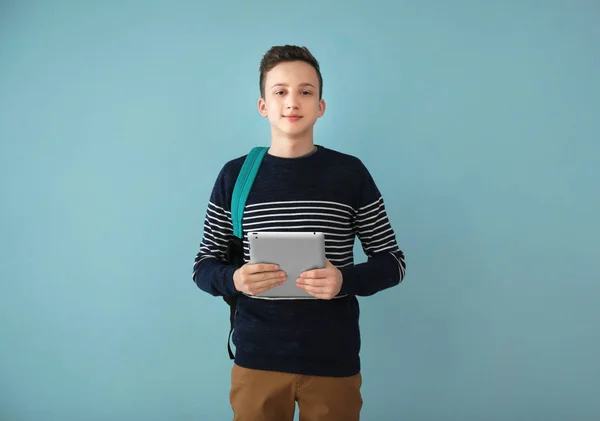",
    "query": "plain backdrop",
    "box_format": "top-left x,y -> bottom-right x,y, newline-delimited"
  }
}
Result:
1,1 -> 599,420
